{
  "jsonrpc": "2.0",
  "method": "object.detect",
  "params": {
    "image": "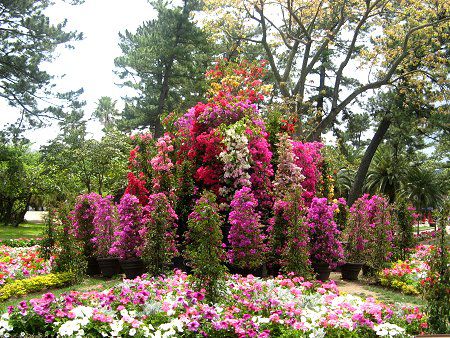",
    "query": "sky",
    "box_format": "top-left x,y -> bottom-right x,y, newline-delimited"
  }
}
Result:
0,0 -> 156,148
